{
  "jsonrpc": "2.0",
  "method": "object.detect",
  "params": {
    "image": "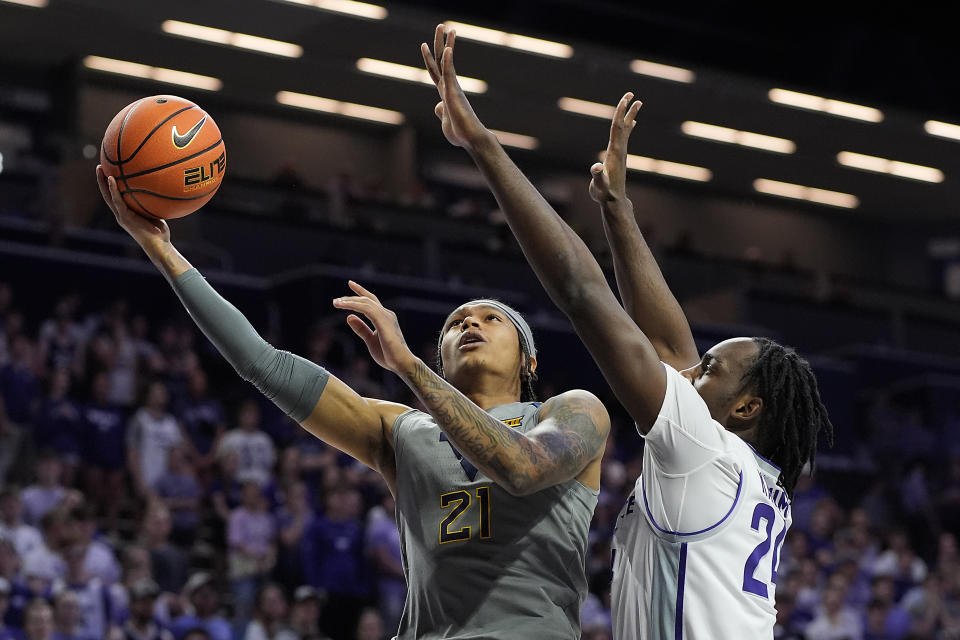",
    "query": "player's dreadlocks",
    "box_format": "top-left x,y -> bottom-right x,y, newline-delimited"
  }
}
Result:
740,337 -> 833,498
435,342 -> 538,403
